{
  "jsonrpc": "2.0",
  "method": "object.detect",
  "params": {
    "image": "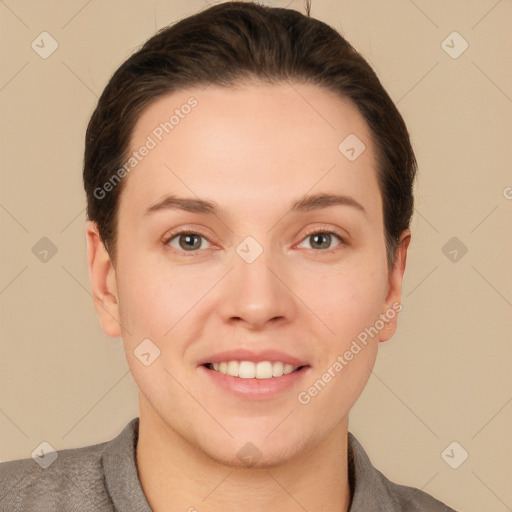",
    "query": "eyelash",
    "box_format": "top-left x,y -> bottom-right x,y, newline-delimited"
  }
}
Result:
162,227 -> 346,257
